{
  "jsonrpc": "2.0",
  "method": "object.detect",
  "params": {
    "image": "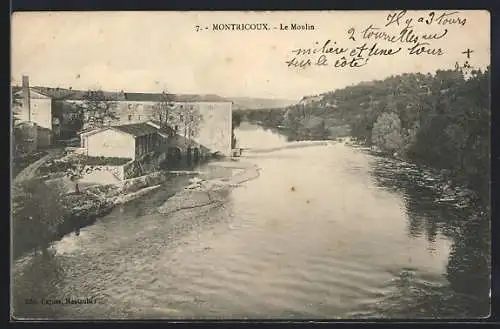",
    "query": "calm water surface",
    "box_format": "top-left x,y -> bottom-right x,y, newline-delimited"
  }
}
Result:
12,123 -> 490,319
